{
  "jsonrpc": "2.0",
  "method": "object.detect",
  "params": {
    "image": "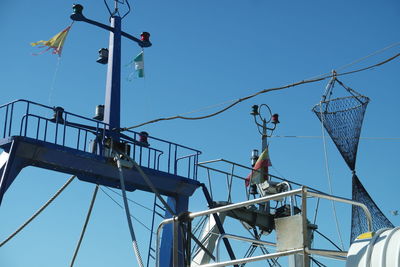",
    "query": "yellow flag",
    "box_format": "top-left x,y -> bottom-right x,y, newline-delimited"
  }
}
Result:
31,26 -> 71,56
